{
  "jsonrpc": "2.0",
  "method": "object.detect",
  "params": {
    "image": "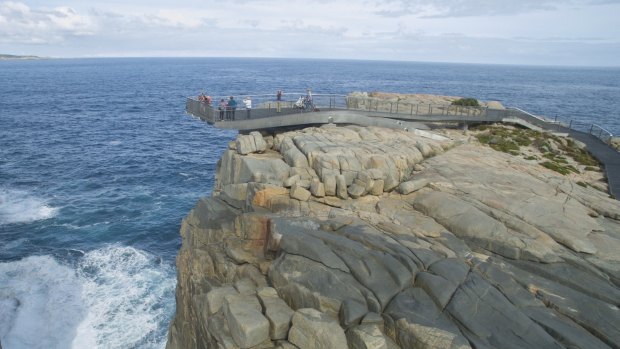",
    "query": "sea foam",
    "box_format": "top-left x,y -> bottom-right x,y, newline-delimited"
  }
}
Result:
0,189 -> 58,225
0,246 -> 176,349
0,256 -> 85,349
